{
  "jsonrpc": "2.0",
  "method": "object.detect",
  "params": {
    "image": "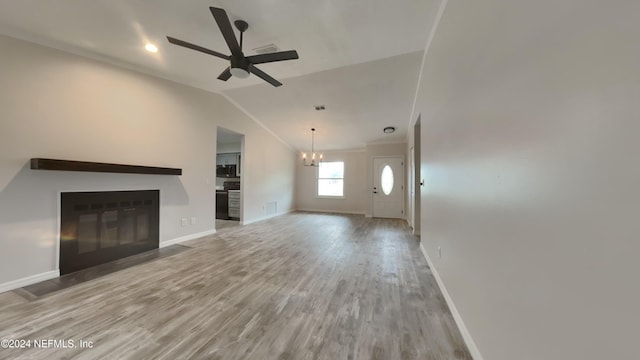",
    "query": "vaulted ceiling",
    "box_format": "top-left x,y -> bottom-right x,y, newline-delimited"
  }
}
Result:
0,0 -> 440,151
